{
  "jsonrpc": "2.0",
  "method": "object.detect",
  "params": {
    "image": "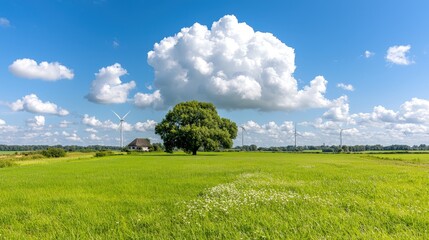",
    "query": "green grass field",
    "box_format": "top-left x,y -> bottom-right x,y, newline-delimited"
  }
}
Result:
0,152 -> 428,239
